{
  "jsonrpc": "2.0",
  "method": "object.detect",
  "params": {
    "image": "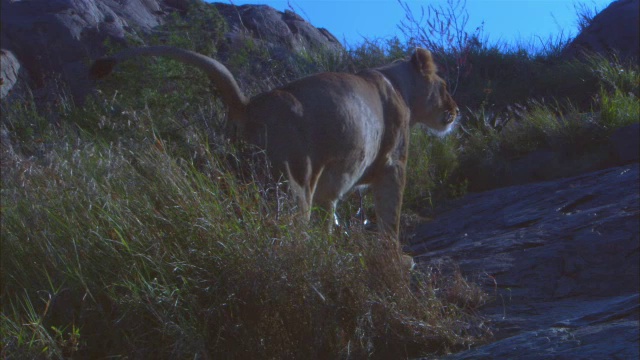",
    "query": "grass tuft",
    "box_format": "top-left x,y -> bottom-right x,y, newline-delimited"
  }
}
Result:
1,120 -> 488,358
